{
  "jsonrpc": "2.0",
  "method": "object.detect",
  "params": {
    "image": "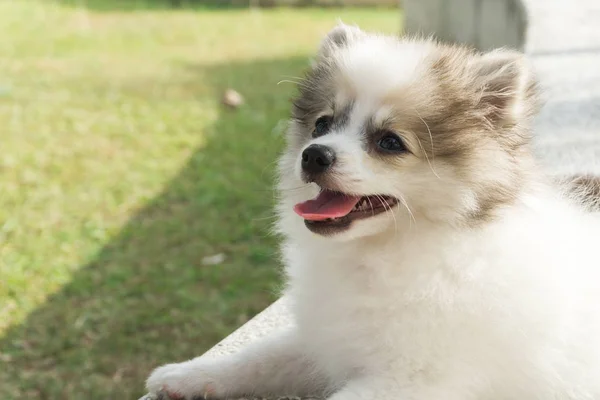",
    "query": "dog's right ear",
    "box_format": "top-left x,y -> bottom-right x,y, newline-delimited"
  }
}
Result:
317,23 -> 364,60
